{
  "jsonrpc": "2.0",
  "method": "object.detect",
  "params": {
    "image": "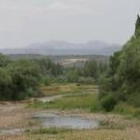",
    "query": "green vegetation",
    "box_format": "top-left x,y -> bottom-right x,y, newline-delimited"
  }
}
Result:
0,56 -> 63,100
100,94 -> 117,112
0,51 -> 106,100
28,84 -> 99,111
1,14 -> 140,122
29,93 -> 98,111
135,15 -> 140,38
28,128 -> 73,135
0,58 -> 40,100
99,120 -> 125,130
99,15 -> 140,113
2,10 -> 140,140
41,84 -> 98,96
63,60 -> 108,84
113,103 -> 140,118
